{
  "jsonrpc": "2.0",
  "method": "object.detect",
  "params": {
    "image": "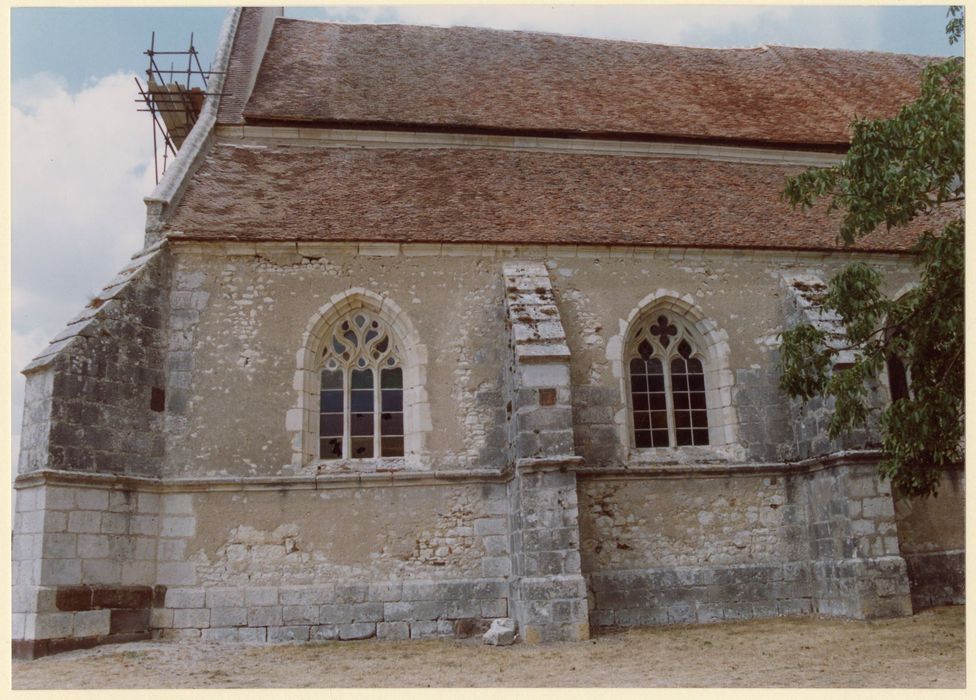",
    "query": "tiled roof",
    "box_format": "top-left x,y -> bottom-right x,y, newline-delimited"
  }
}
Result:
239,19 -> 933,146
215,9 -> 266,125
165,143 -> 929,252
